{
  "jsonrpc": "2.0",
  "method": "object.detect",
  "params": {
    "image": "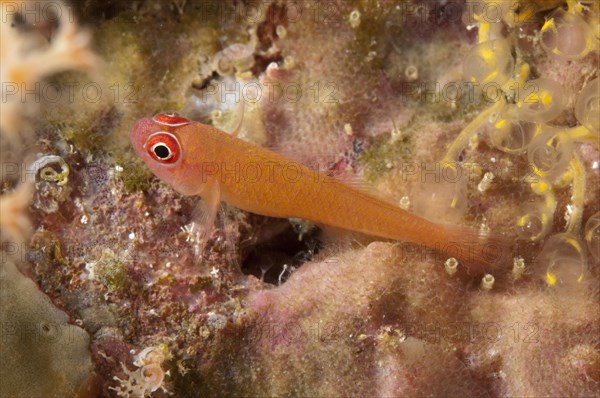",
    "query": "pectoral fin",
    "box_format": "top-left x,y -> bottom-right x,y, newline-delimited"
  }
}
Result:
231,98 -> 246,138
191,180 -> 221,257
